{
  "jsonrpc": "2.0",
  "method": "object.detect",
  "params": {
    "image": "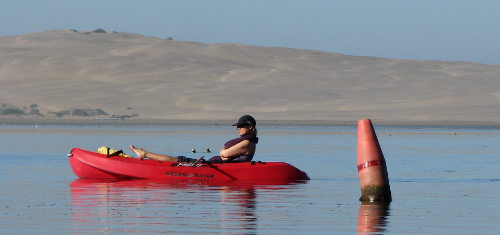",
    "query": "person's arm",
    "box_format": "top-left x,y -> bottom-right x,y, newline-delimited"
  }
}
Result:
219,140 -> 255,161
